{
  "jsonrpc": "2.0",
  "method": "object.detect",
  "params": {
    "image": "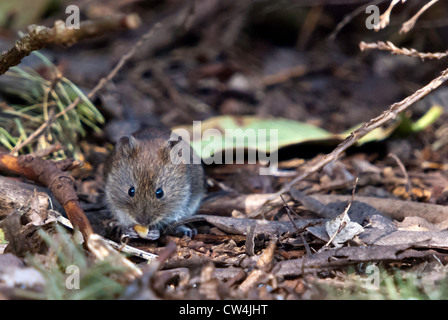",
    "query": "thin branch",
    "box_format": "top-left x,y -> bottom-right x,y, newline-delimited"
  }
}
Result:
280,195 -> 312,256
328,0 -> 386,41
374,0 -> 406,31
255,65 -> 448,214
388,153 -> 412,198
0,14 -> 141,76
360,41 -> 448,60
0,153 -> 92,239
400,0 -> 439,34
